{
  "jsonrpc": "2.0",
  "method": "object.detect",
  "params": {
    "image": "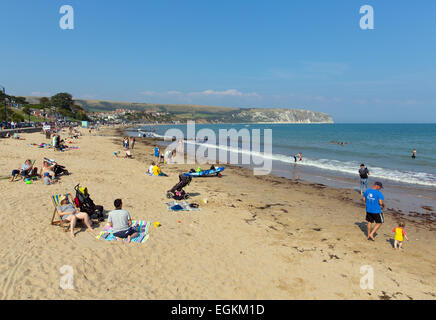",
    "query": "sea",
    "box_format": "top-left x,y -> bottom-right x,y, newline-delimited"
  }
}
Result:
128,123 -> 436,216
